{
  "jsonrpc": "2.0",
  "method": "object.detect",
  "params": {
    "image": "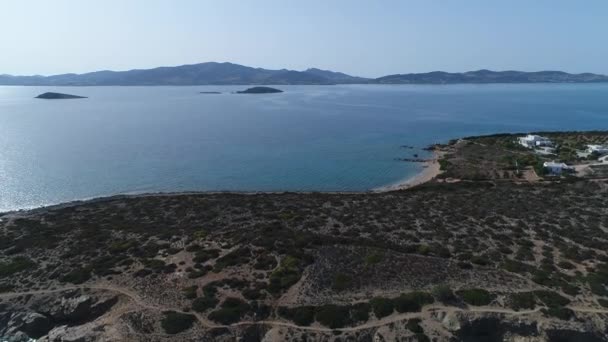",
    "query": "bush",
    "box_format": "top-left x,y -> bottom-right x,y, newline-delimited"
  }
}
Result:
207,297 -> 250,324
542,306 -> 573,320
315,304 -> 350,329
508,292 -> 536,311
406,318 -> 424,334
0,283 -> 15,293
394,292 -> 434,313
278,306 -> 315,326
182,285 -> 198,299
332,273 -> 352,291
61,267 -> 92,284
533,290 -> 570,307
370,297 -> 394,318
268,254 -> 311,294
365,252 -> 384,265
192,296 -> 219,312
161,311 -> 196,334
457,289 -> 493,306
432,285 -> 455,303
0,257 -> 36,277
350,302 -> 370,323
